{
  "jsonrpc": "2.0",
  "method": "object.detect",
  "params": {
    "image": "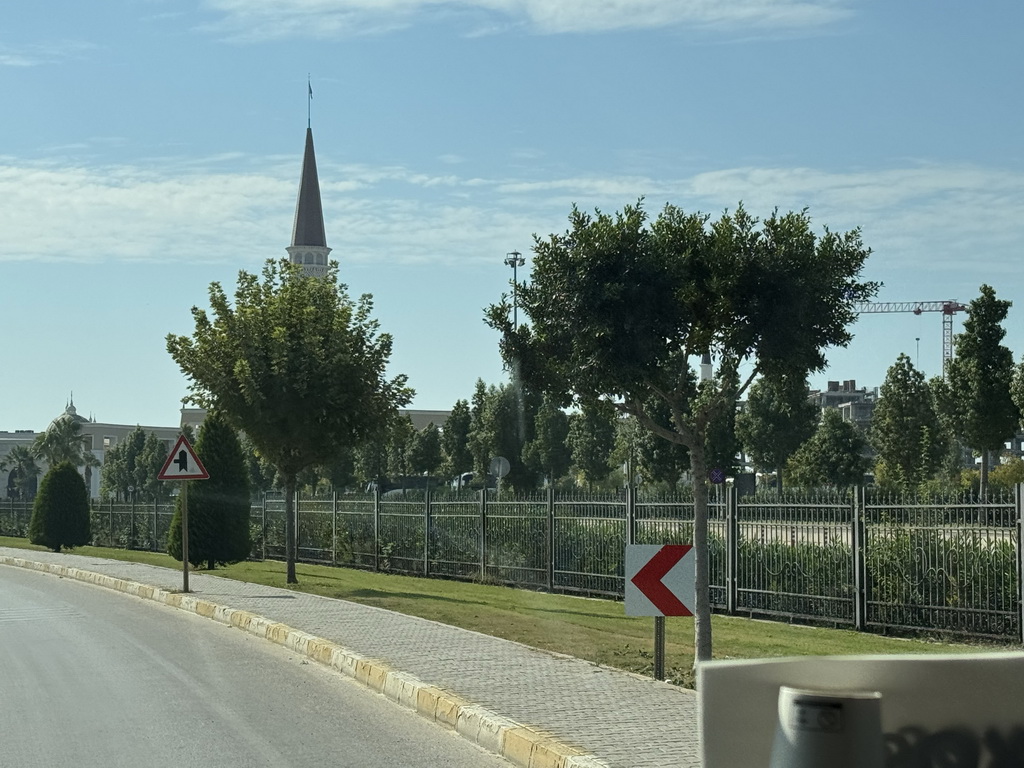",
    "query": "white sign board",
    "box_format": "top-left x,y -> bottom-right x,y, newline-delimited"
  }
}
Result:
158,434 -> 209,480
625,544 -> 695,616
